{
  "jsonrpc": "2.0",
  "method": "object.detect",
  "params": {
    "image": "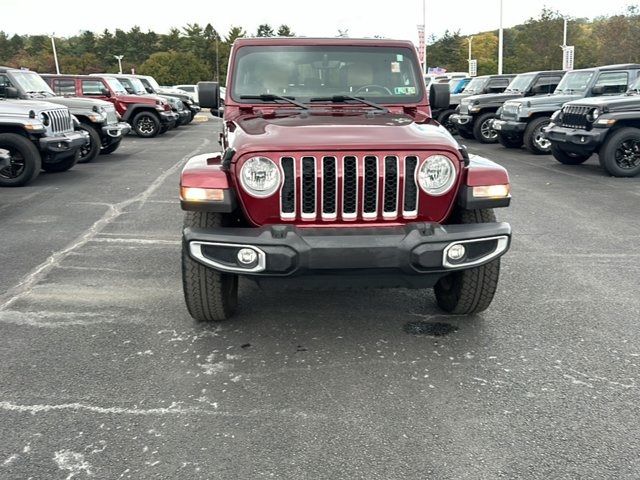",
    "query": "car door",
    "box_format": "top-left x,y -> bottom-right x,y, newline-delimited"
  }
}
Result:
591,71 -> 629,96
81,79 -> 111,101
